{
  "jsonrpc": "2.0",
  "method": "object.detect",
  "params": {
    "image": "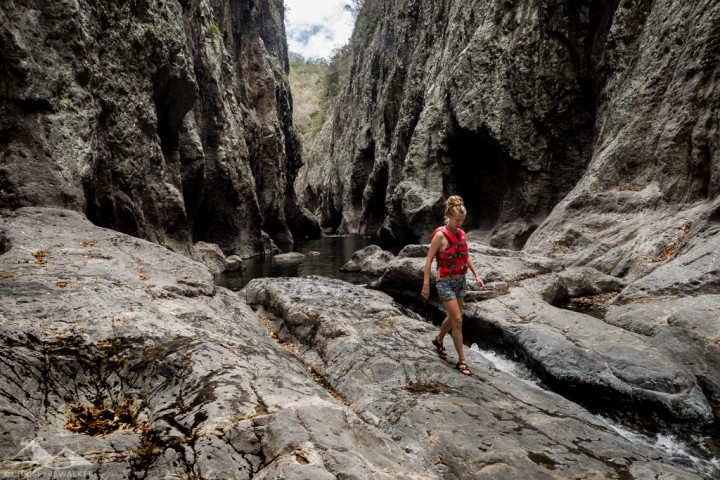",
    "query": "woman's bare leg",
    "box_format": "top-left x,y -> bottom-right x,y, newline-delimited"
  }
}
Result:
441,298 -> 465,362
437,298 -> 464,347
